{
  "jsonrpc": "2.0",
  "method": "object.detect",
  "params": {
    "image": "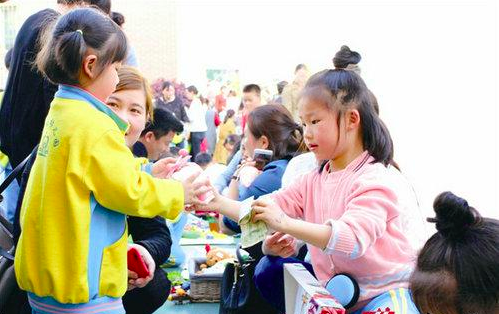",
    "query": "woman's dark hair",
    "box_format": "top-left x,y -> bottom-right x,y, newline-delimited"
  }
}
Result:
224,134 -> 240,146
111,11 -> 125,27
410,192 -> 499,314
162,81 -> 173,91
89,0 -> 111,15
333,45 -> 361,70
304,69 -> 395,168
36,8 -> 127,85
223,109 -> 235,124
187,85 -> 198,95
247,105 -> 304,161
226,139 -> 242,165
